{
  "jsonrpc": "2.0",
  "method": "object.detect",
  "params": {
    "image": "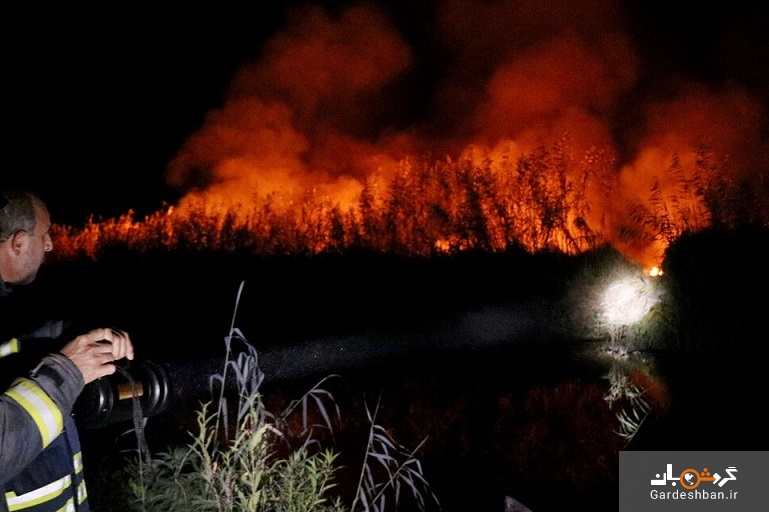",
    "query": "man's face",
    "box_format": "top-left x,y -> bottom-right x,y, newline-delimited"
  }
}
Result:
12,199 -> 53,285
